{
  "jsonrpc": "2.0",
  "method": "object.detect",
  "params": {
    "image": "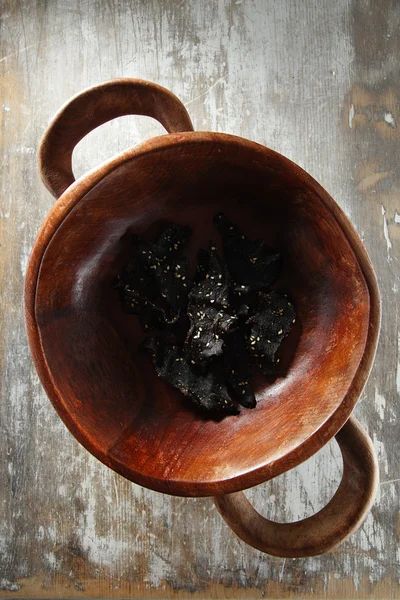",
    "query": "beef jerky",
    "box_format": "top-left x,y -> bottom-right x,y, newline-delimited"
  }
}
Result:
131,223 -> 191,259
143,338 -> 239,417
116,261 -> 163,330
214,213 -> 282,293
150,255 -> 190,320
185,244 -> 237,365
131,237 -> 190,318
230,288 -> 260,320
155,222 -> 192,256
246,290 -> 295,376
116,223 -> 192,330
223,328 -> 256,408
118,217 -> 296,420
121,290 -> 178,331
193,248 -> 210,284
189,243 -> 230,306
